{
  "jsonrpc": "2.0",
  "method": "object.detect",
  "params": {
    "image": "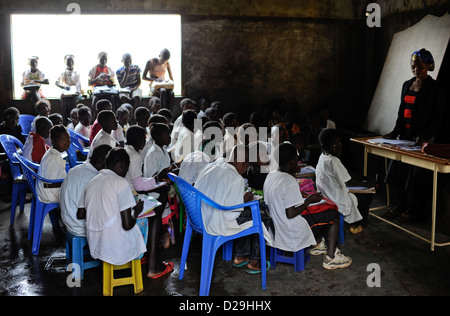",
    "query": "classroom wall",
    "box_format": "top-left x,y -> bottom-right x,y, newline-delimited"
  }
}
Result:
1,0 -> 449,230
